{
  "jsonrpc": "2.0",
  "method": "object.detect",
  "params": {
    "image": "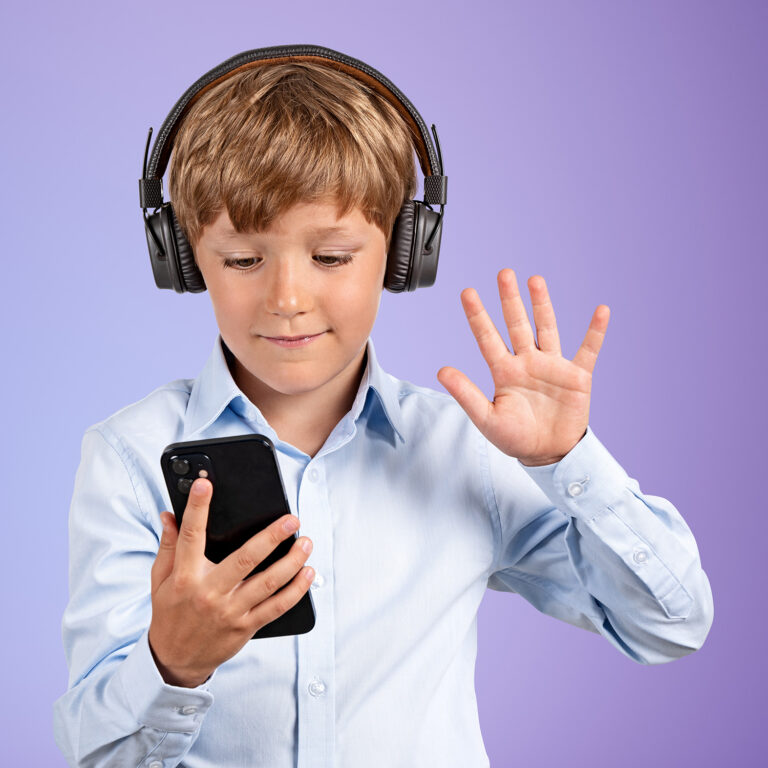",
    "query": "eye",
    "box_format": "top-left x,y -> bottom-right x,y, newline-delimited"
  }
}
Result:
314,254 -> 355,267
222,256 -> 260,271
220,253 -> 355,273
